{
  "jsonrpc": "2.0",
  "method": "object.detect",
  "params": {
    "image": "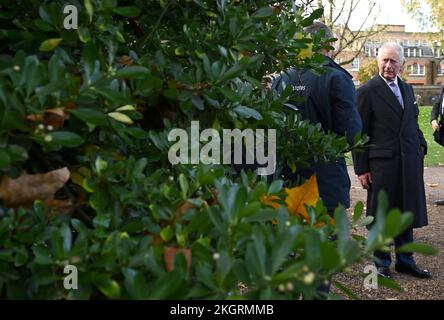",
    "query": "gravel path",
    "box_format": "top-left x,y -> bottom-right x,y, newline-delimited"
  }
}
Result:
331,166 -> 444,300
